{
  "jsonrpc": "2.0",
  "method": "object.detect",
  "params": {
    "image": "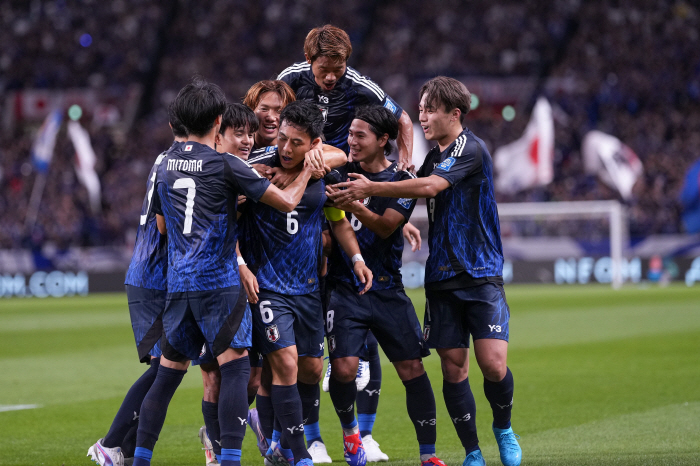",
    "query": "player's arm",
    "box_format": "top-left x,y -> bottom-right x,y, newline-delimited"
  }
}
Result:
236,241 -> 259,304
328,173 -> 450,204
156,214 -> 167,235
259,164 -> 314,212
403,221 -> 421,252
327,187 -> 406,239
328,216 -> 373,295
264,144 -> 345,188
396,110 -> 414,170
